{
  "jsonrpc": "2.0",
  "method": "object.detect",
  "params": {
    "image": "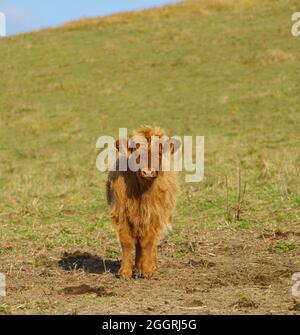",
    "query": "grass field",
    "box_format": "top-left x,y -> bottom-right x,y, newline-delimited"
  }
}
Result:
0,0 -> 300,314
